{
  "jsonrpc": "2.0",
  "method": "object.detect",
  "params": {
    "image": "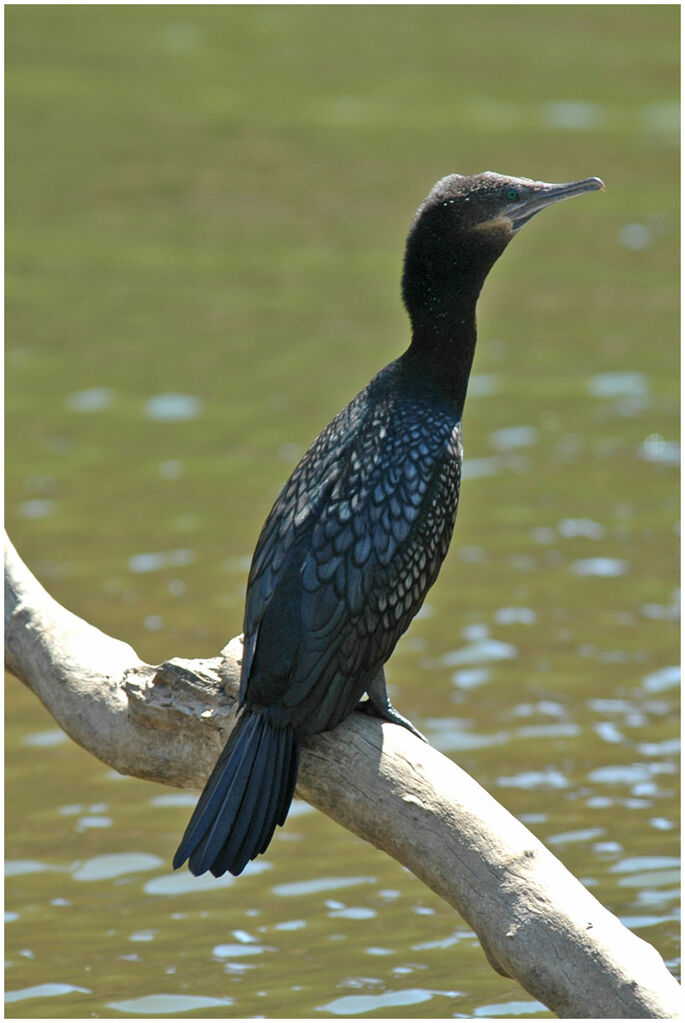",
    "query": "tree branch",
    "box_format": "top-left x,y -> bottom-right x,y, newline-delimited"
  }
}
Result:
5,532 -> 680,1018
